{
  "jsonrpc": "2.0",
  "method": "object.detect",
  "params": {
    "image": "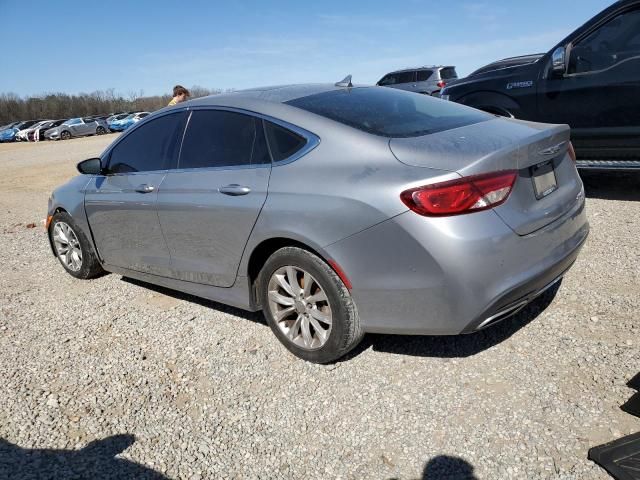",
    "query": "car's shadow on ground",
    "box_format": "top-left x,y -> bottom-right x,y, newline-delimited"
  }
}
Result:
0,435 -> 168,479
121,277 -> 266,326
122,277 -> 560,362
581,171 -> 640,201
344,283 -> 561,361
